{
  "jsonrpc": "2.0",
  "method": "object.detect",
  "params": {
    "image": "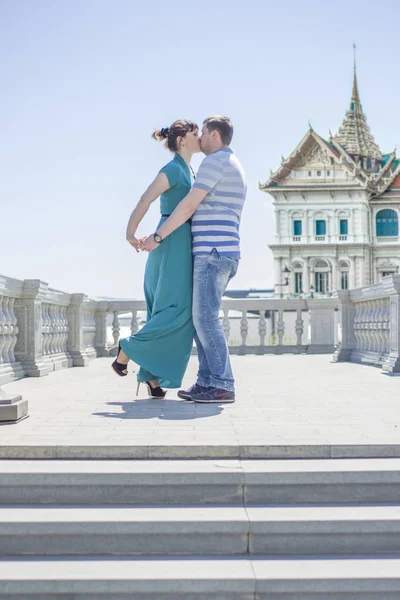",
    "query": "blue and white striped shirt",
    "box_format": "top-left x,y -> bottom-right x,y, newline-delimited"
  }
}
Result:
192,148 -> 247,258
